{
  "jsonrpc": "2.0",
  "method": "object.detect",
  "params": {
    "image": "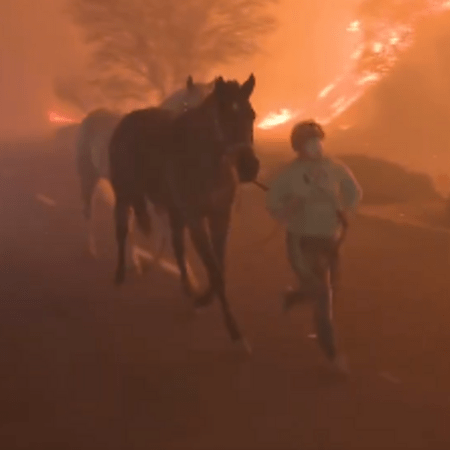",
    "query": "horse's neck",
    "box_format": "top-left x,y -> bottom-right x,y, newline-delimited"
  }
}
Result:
184,96 -> 217,133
